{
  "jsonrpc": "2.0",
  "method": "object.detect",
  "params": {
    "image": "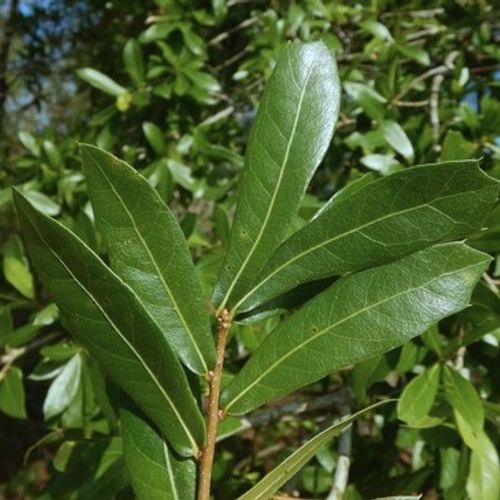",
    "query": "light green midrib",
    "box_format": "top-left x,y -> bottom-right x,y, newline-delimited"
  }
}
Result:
225,258 -> 482,412
22,207 -> 198,454
235,185 -> 490,310
163,441 -> 180,500
87,152 -> 208,374
219,61 -> 316,311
